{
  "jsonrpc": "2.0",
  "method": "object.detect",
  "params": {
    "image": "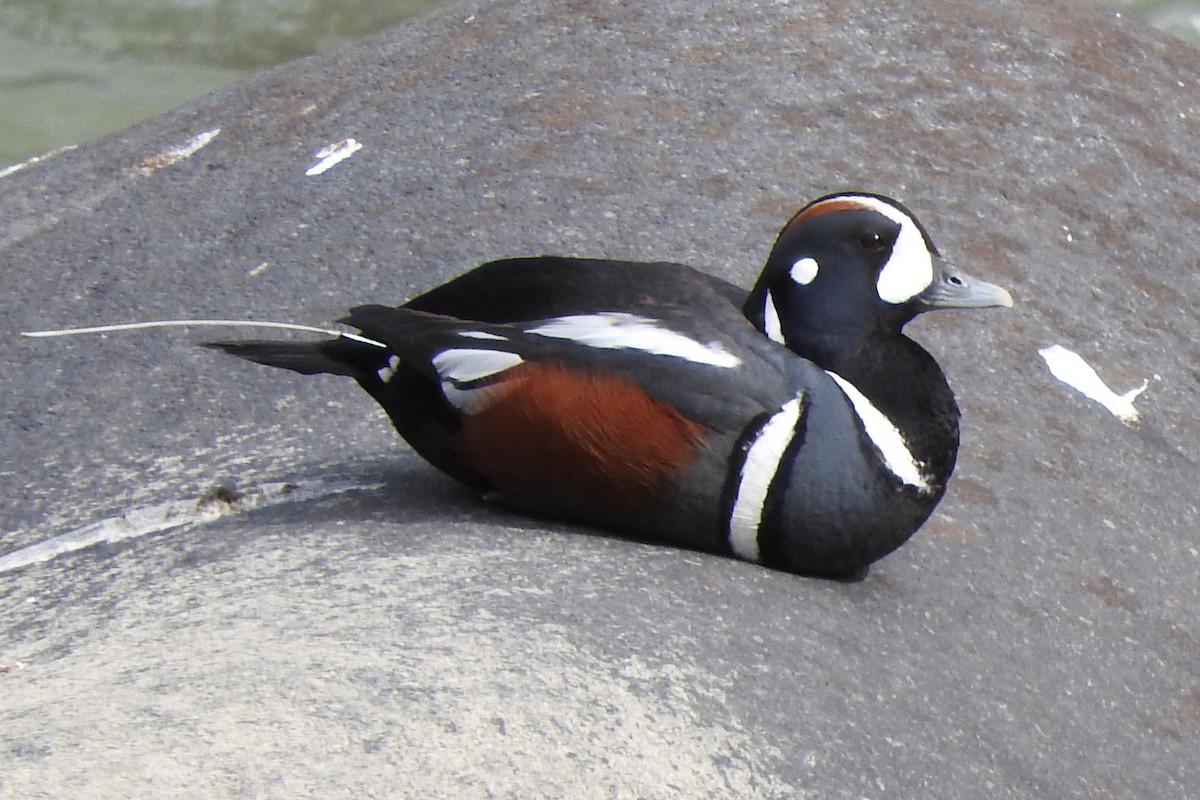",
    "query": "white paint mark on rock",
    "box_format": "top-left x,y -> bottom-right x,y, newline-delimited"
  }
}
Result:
1039,344 -> 1150,427
0,479 -> 383,574
0,144 -> 78,180
136,128 -> 221,175
305,138 -> 363,176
